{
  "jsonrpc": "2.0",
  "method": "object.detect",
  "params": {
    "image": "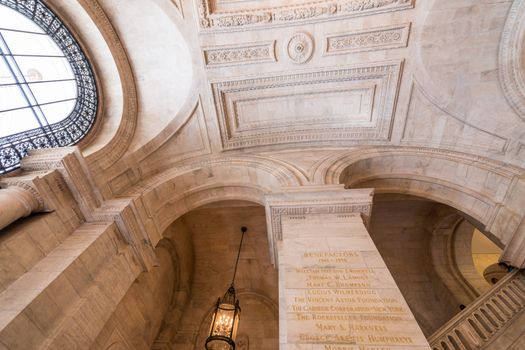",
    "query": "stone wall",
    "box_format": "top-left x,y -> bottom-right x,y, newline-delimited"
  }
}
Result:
369,195 -> 464,336
94,243 -> 176,349
170,202 -> 279,350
